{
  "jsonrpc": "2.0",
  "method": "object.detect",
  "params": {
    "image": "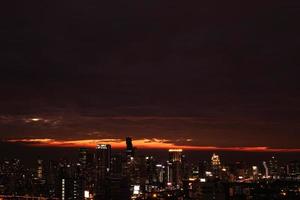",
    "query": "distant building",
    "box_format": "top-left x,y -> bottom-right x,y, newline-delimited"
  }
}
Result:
57,163 -> 83,200
96,144 -> 111,199
96,144 -> 111,180
169,149 -> 183,162
252,166 -> 259,180
37,159 -> 43,180
263,161 -> 269,178
211,153 -> 221,177
211,153 -> 221,167
125,137 -> 134,158
78,148 -> 89,169
111,154 -> 123,176
287,160 -> 300,177
168,149 -> 183,187
268,156 -> 279,179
